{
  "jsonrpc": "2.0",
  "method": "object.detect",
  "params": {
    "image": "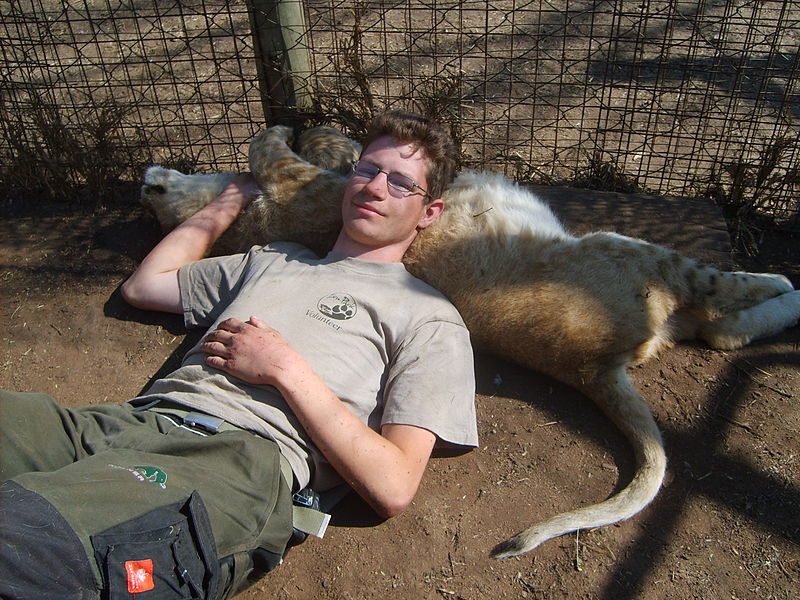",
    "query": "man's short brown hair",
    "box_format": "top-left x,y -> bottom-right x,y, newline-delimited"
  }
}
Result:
362,110 -> 458,201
